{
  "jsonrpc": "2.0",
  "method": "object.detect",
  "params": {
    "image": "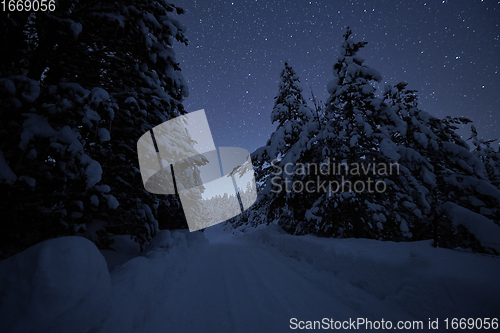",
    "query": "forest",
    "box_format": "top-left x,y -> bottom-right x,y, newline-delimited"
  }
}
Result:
1,1 -> 499,260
